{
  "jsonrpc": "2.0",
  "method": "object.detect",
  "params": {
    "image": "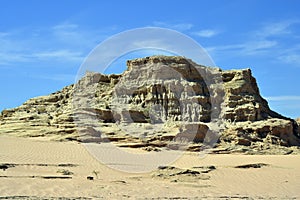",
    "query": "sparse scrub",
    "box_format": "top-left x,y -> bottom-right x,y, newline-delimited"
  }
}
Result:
57,169 -> 74,175
92,170 -> 100,179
